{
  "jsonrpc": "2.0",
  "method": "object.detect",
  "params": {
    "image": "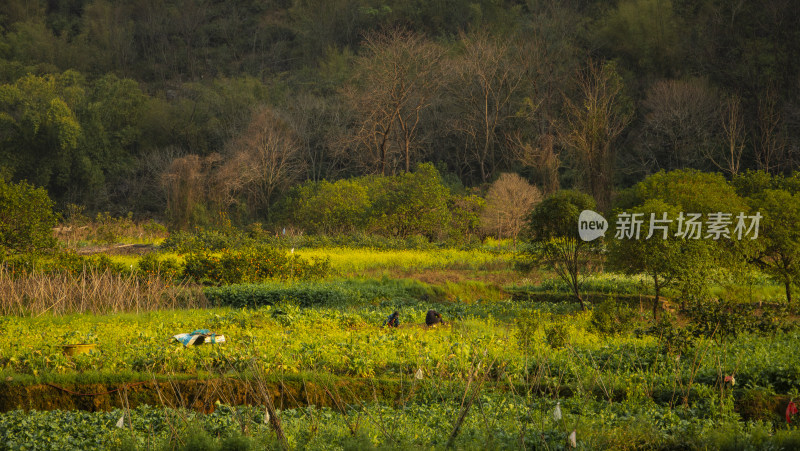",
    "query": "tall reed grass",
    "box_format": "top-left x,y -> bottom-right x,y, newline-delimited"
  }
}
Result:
0,267 -> 205,316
